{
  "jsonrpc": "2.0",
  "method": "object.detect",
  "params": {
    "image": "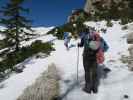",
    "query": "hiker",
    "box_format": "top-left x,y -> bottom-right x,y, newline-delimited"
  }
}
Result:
78,28 -> 100,93
64,32 -> 71,50
86,28 -> 110,79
